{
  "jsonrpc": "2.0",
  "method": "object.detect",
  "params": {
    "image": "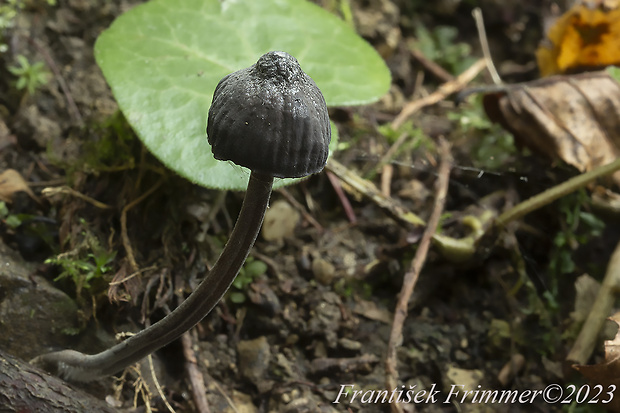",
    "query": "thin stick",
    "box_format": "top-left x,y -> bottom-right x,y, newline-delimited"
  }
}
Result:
567,240 -> 620,365
42,186 -> 111,209
278,187 -> 324,232
121,181 -> 163,272
203,369 -> 240,413
27,38 -> 84,126
326,159 -> 425,227
148,355 -> 176,413
326,169 -> 357,224
181,324 -> 211,413
473,8 -> 502,85
385,137 -> 452,413
372,132 -> 409,178
381,164 -> 393,198
409,47 -> 454,83
392,58 -> 486,130
109,265 -> 157,286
